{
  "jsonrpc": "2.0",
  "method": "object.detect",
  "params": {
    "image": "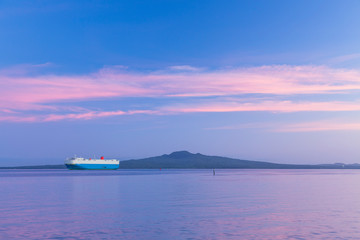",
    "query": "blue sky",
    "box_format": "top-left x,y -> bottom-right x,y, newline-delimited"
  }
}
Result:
0,0 -> 360,166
